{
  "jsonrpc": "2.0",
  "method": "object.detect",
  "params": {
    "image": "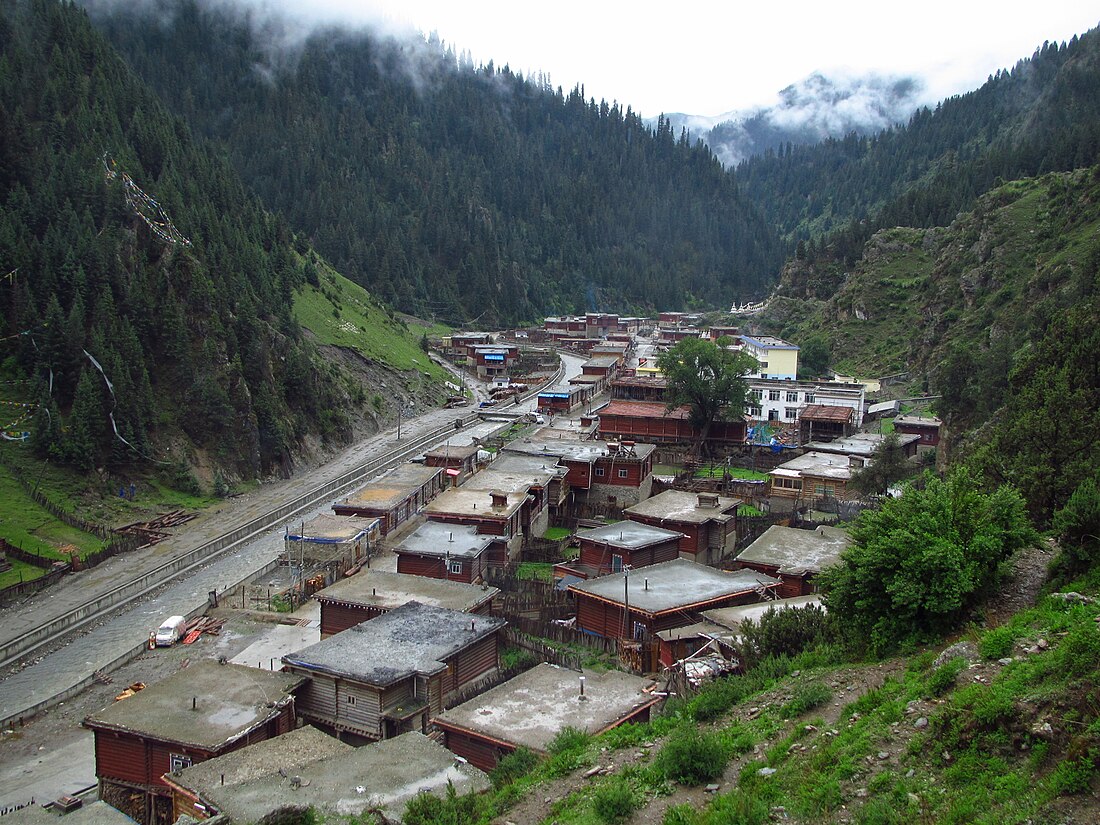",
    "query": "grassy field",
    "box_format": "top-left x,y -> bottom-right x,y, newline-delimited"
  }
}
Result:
694,466 -> 769,481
